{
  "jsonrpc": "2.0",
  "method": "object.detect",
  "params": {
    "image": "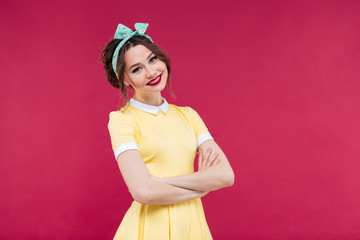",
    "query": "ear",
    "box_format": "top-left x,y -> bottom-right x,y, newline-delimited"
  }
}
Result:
123,76 -> 131,86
